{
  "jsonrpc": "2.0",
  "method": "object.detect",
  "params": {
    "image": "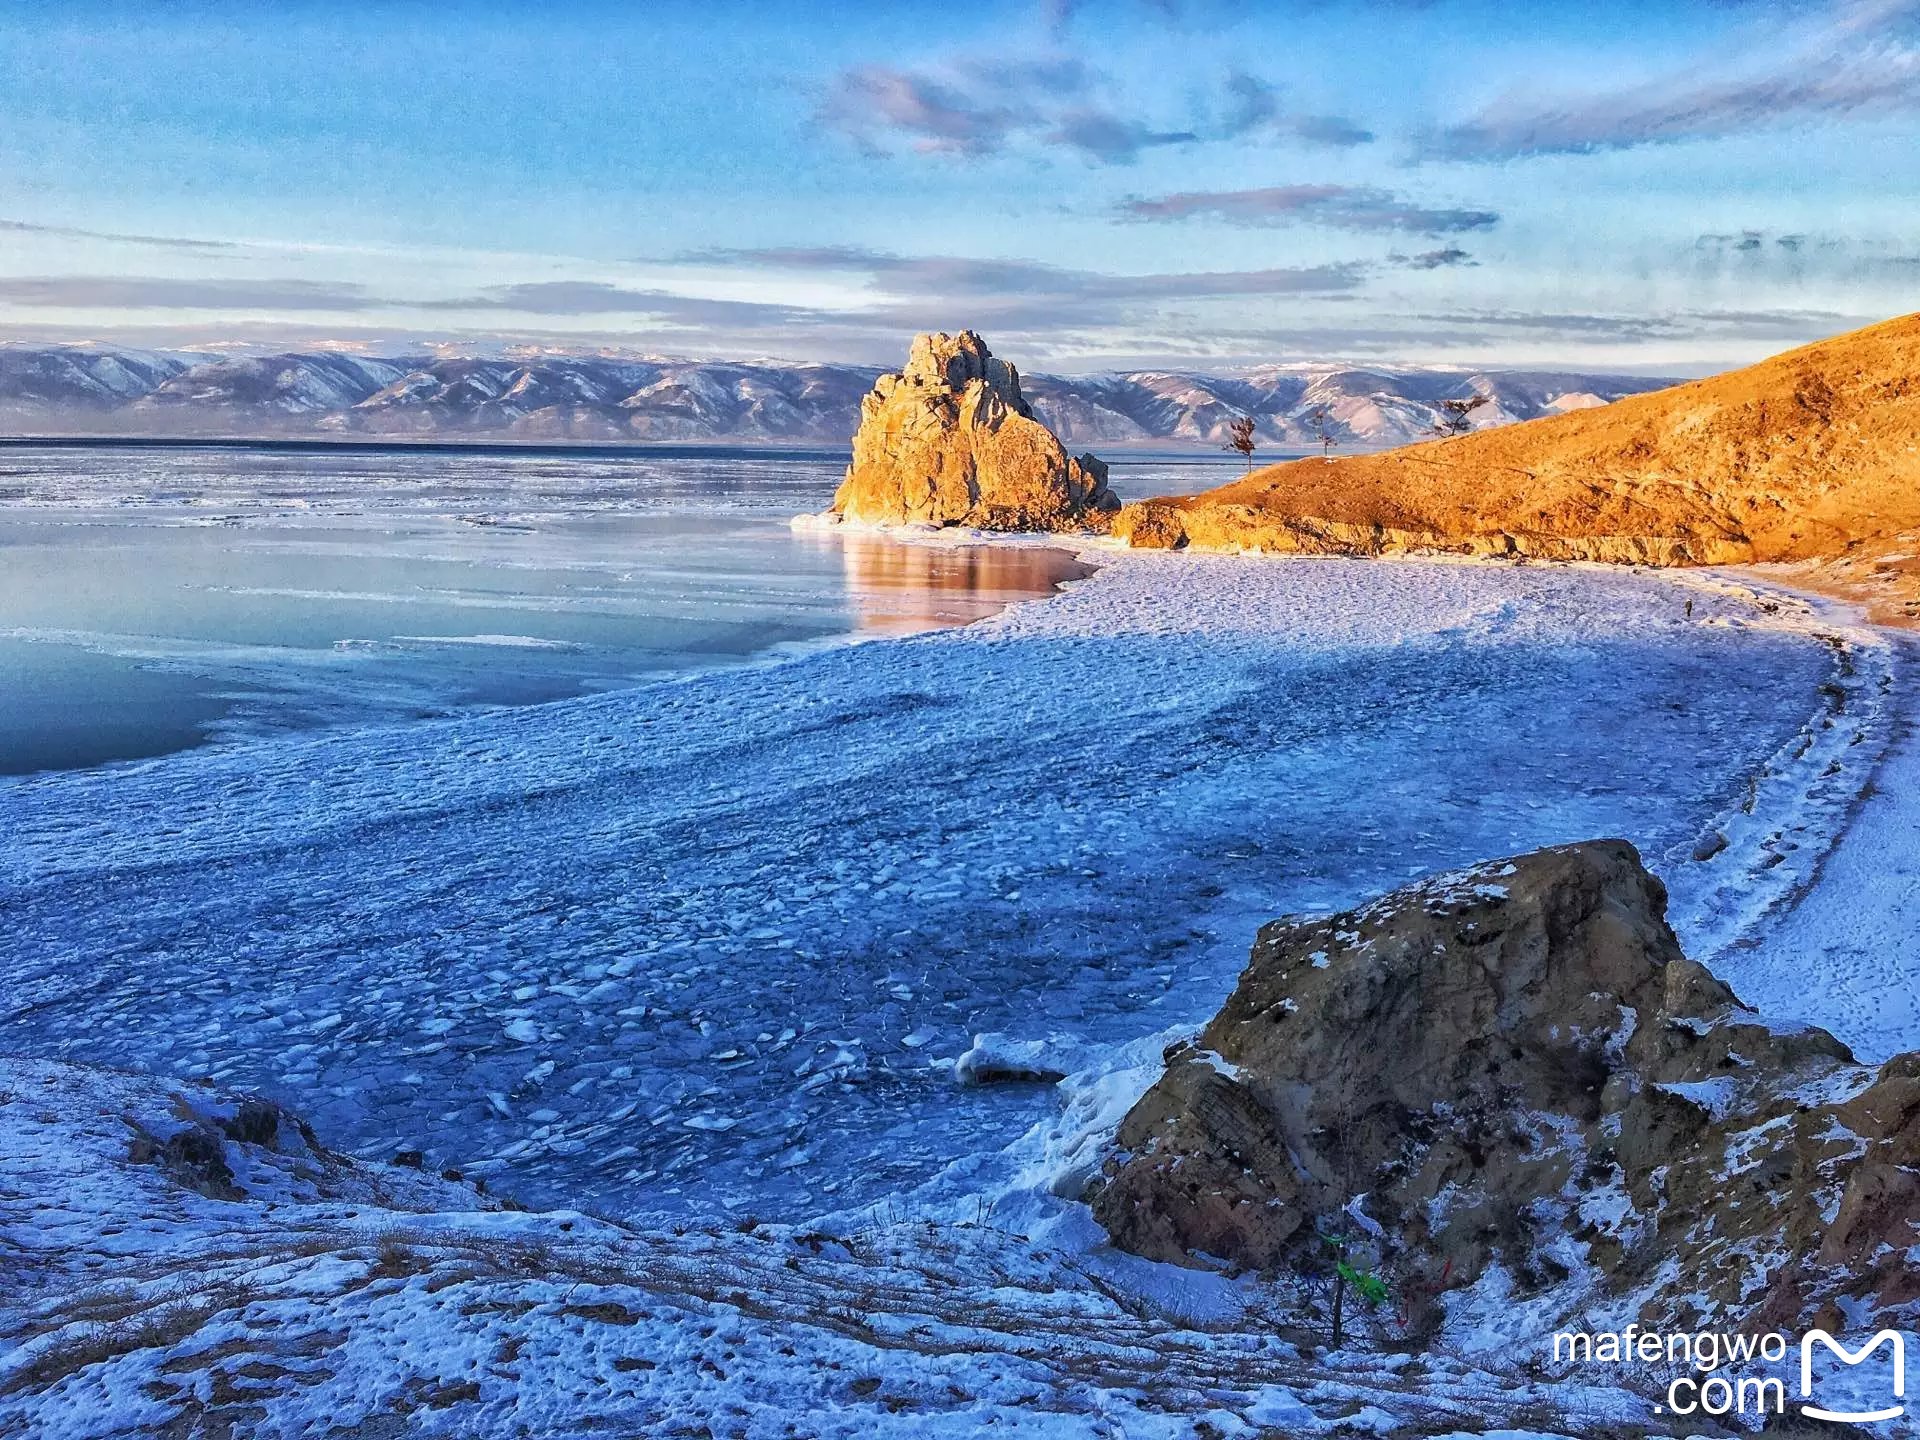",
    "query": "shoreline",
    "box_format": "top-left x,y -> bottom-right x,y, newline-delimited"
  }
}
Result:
0,494 -> 1095,780
1731,553 -> 1920,631
0,539 -> 1097,782
792,525 -> 1920,1058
